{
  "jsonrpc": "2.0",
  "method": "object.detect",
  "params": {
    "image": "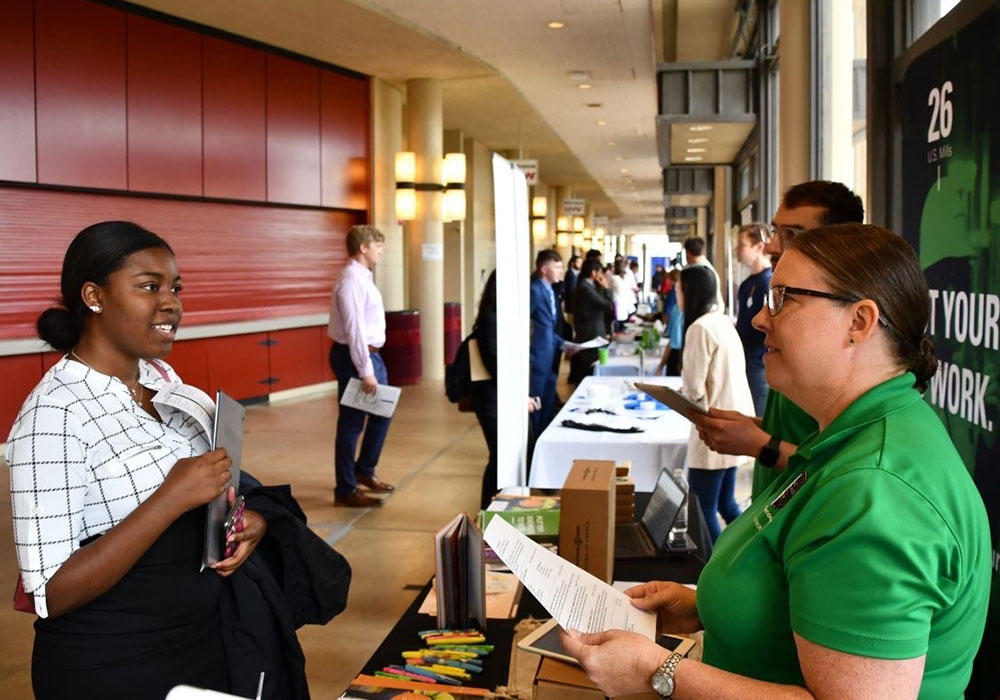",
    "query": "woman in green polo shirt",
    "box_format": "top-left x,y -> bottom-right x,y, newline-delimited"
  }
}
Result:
561,224 -> 991,699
